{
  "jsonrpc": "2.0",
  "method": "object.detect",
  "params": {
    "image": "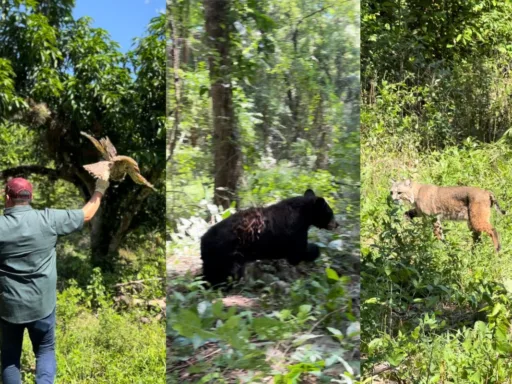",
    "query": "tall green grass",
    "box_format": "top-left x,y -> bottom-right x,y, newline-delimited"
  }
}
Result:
16,287 -> 165,384
362,139 -> 512,383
